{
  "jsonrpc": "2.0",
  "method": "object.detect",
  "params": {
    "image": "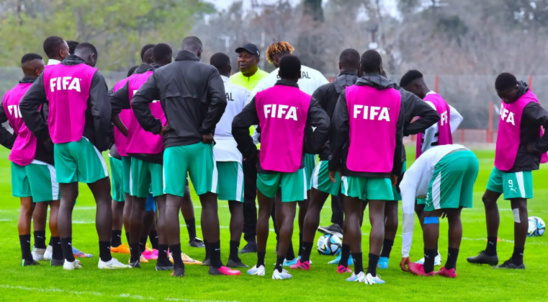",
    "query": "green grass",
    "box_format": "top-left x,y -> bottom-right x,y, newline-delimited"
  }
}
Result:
0,149 -> 547,301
